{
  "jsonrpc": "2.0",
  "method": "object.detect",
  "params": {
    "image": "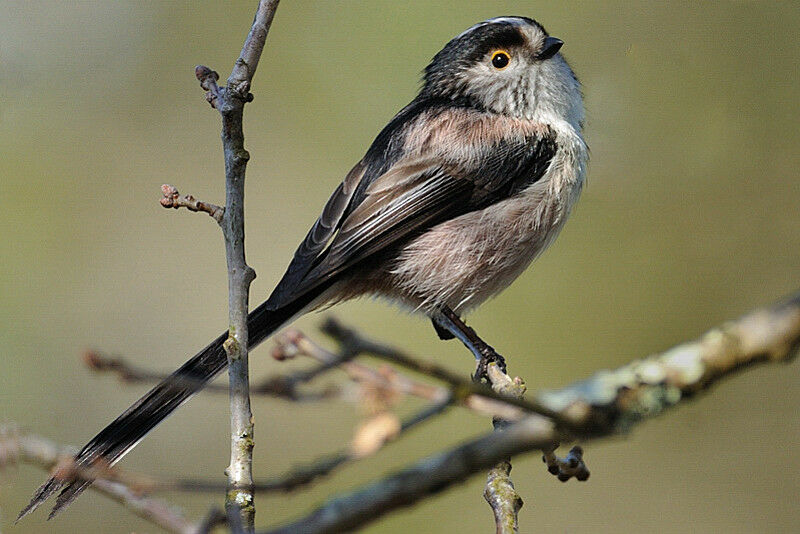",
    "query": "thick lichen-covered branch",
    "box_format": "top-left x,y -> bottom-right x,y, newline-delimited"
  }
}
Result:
534,291 -> 800,435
